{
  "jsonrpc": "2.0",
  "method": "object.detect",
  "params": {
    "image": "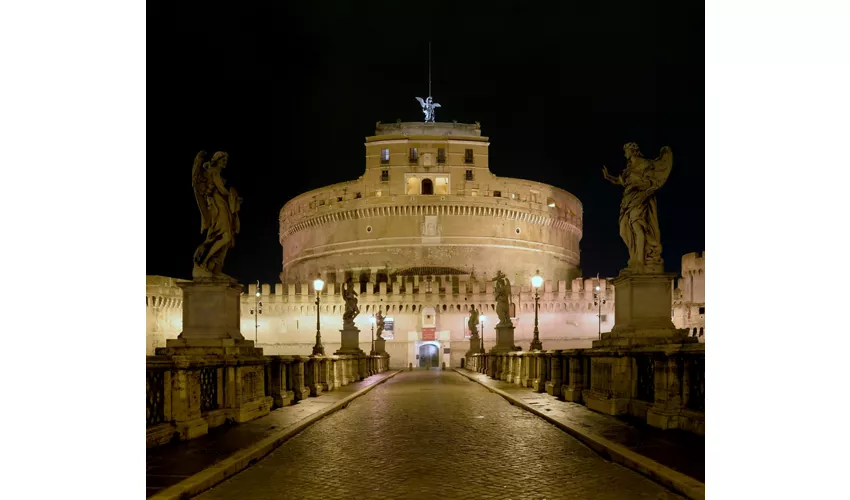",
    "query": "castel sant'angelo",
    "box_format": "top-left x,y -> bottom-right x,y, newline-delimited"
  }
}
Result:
147,117 -> 704,368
